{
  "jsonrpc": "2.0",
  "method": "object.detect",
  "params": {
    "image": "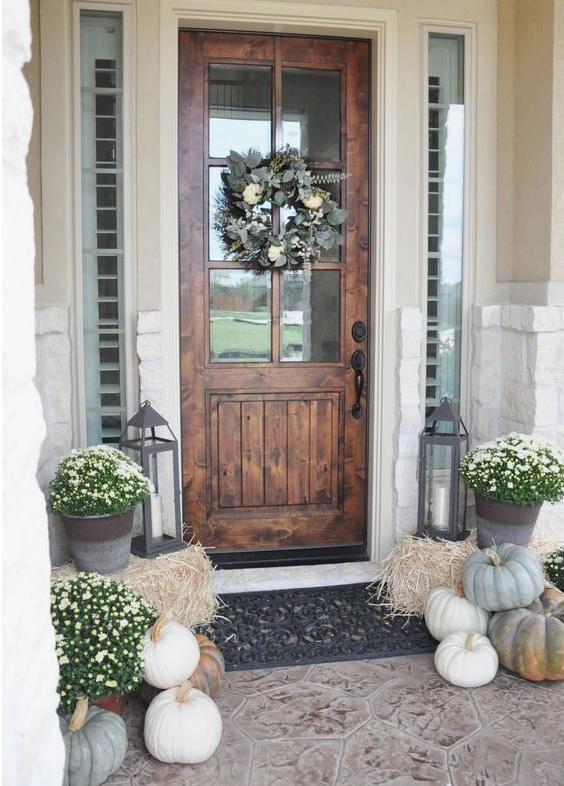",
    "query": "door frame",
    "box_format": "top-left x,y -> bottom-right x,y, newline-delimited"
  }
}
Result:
159,0 -> 399,562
